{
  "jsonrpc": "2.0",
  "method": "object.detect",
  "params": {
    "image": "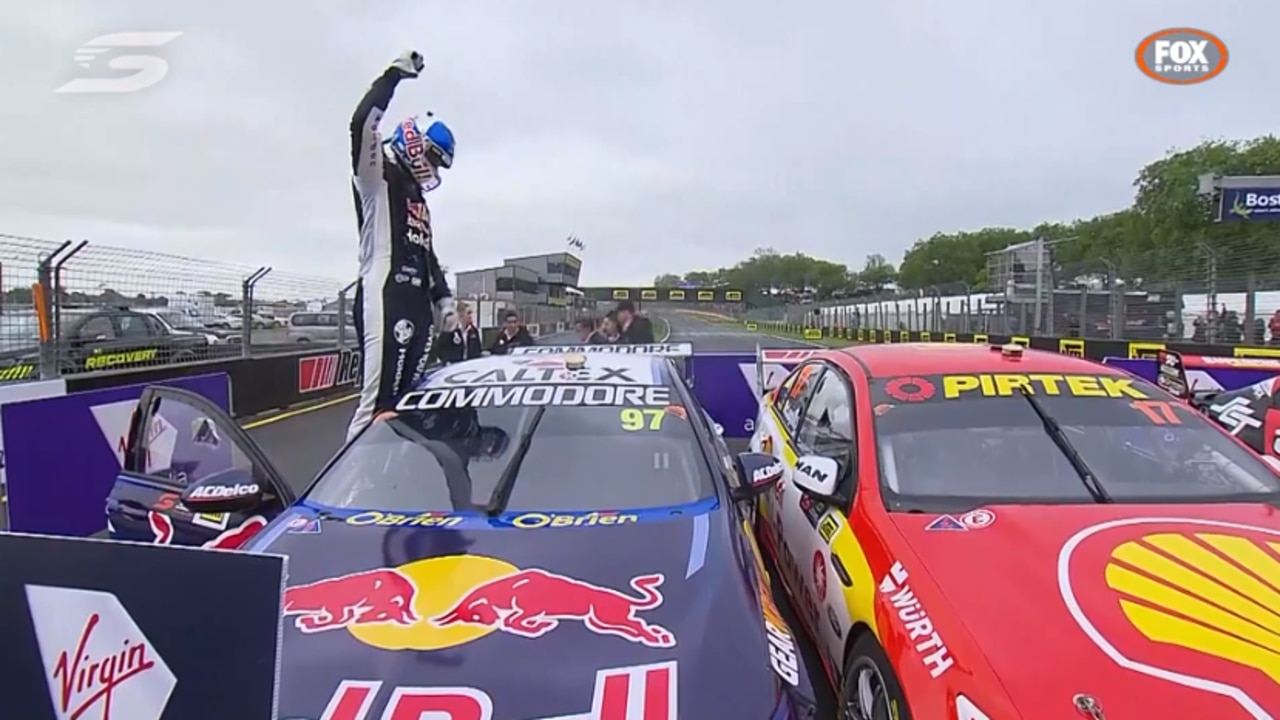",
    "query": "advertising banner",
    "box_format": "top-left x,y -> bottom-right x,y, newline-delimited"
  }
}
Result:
1217,187 -> 1280,222
1102,357 -> 1276,394
0,532 -> 284,720
0,379 -> 67,495
687,351 -> 820,437
3,373 -> 231,537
